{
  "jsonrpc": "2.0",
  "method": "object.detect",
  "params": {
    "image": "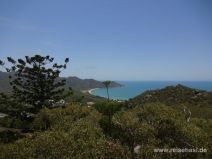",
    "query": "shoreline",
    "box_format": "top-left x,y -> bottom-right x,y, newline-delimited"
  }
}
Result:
88,88 -> 99,94
82,88 -> 100,95
86,87 -> 127,101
